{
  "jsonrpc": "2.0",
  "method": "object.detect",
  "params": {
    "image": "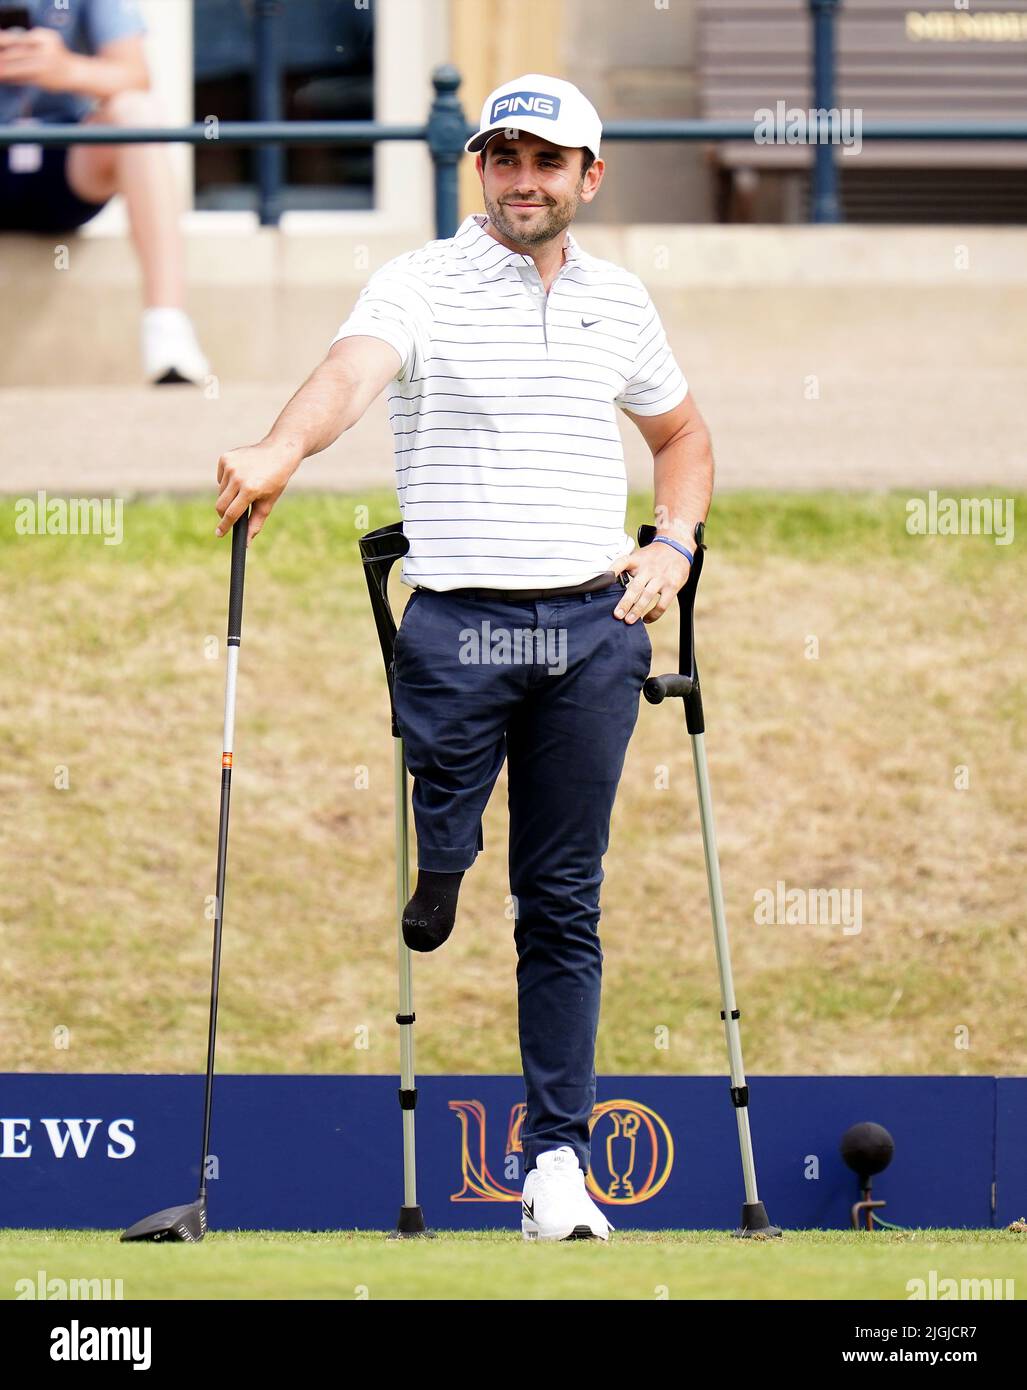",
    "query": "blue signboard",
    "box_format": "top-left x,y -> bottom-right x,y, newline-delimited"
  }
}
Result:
0,1074 -> 1020,1232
